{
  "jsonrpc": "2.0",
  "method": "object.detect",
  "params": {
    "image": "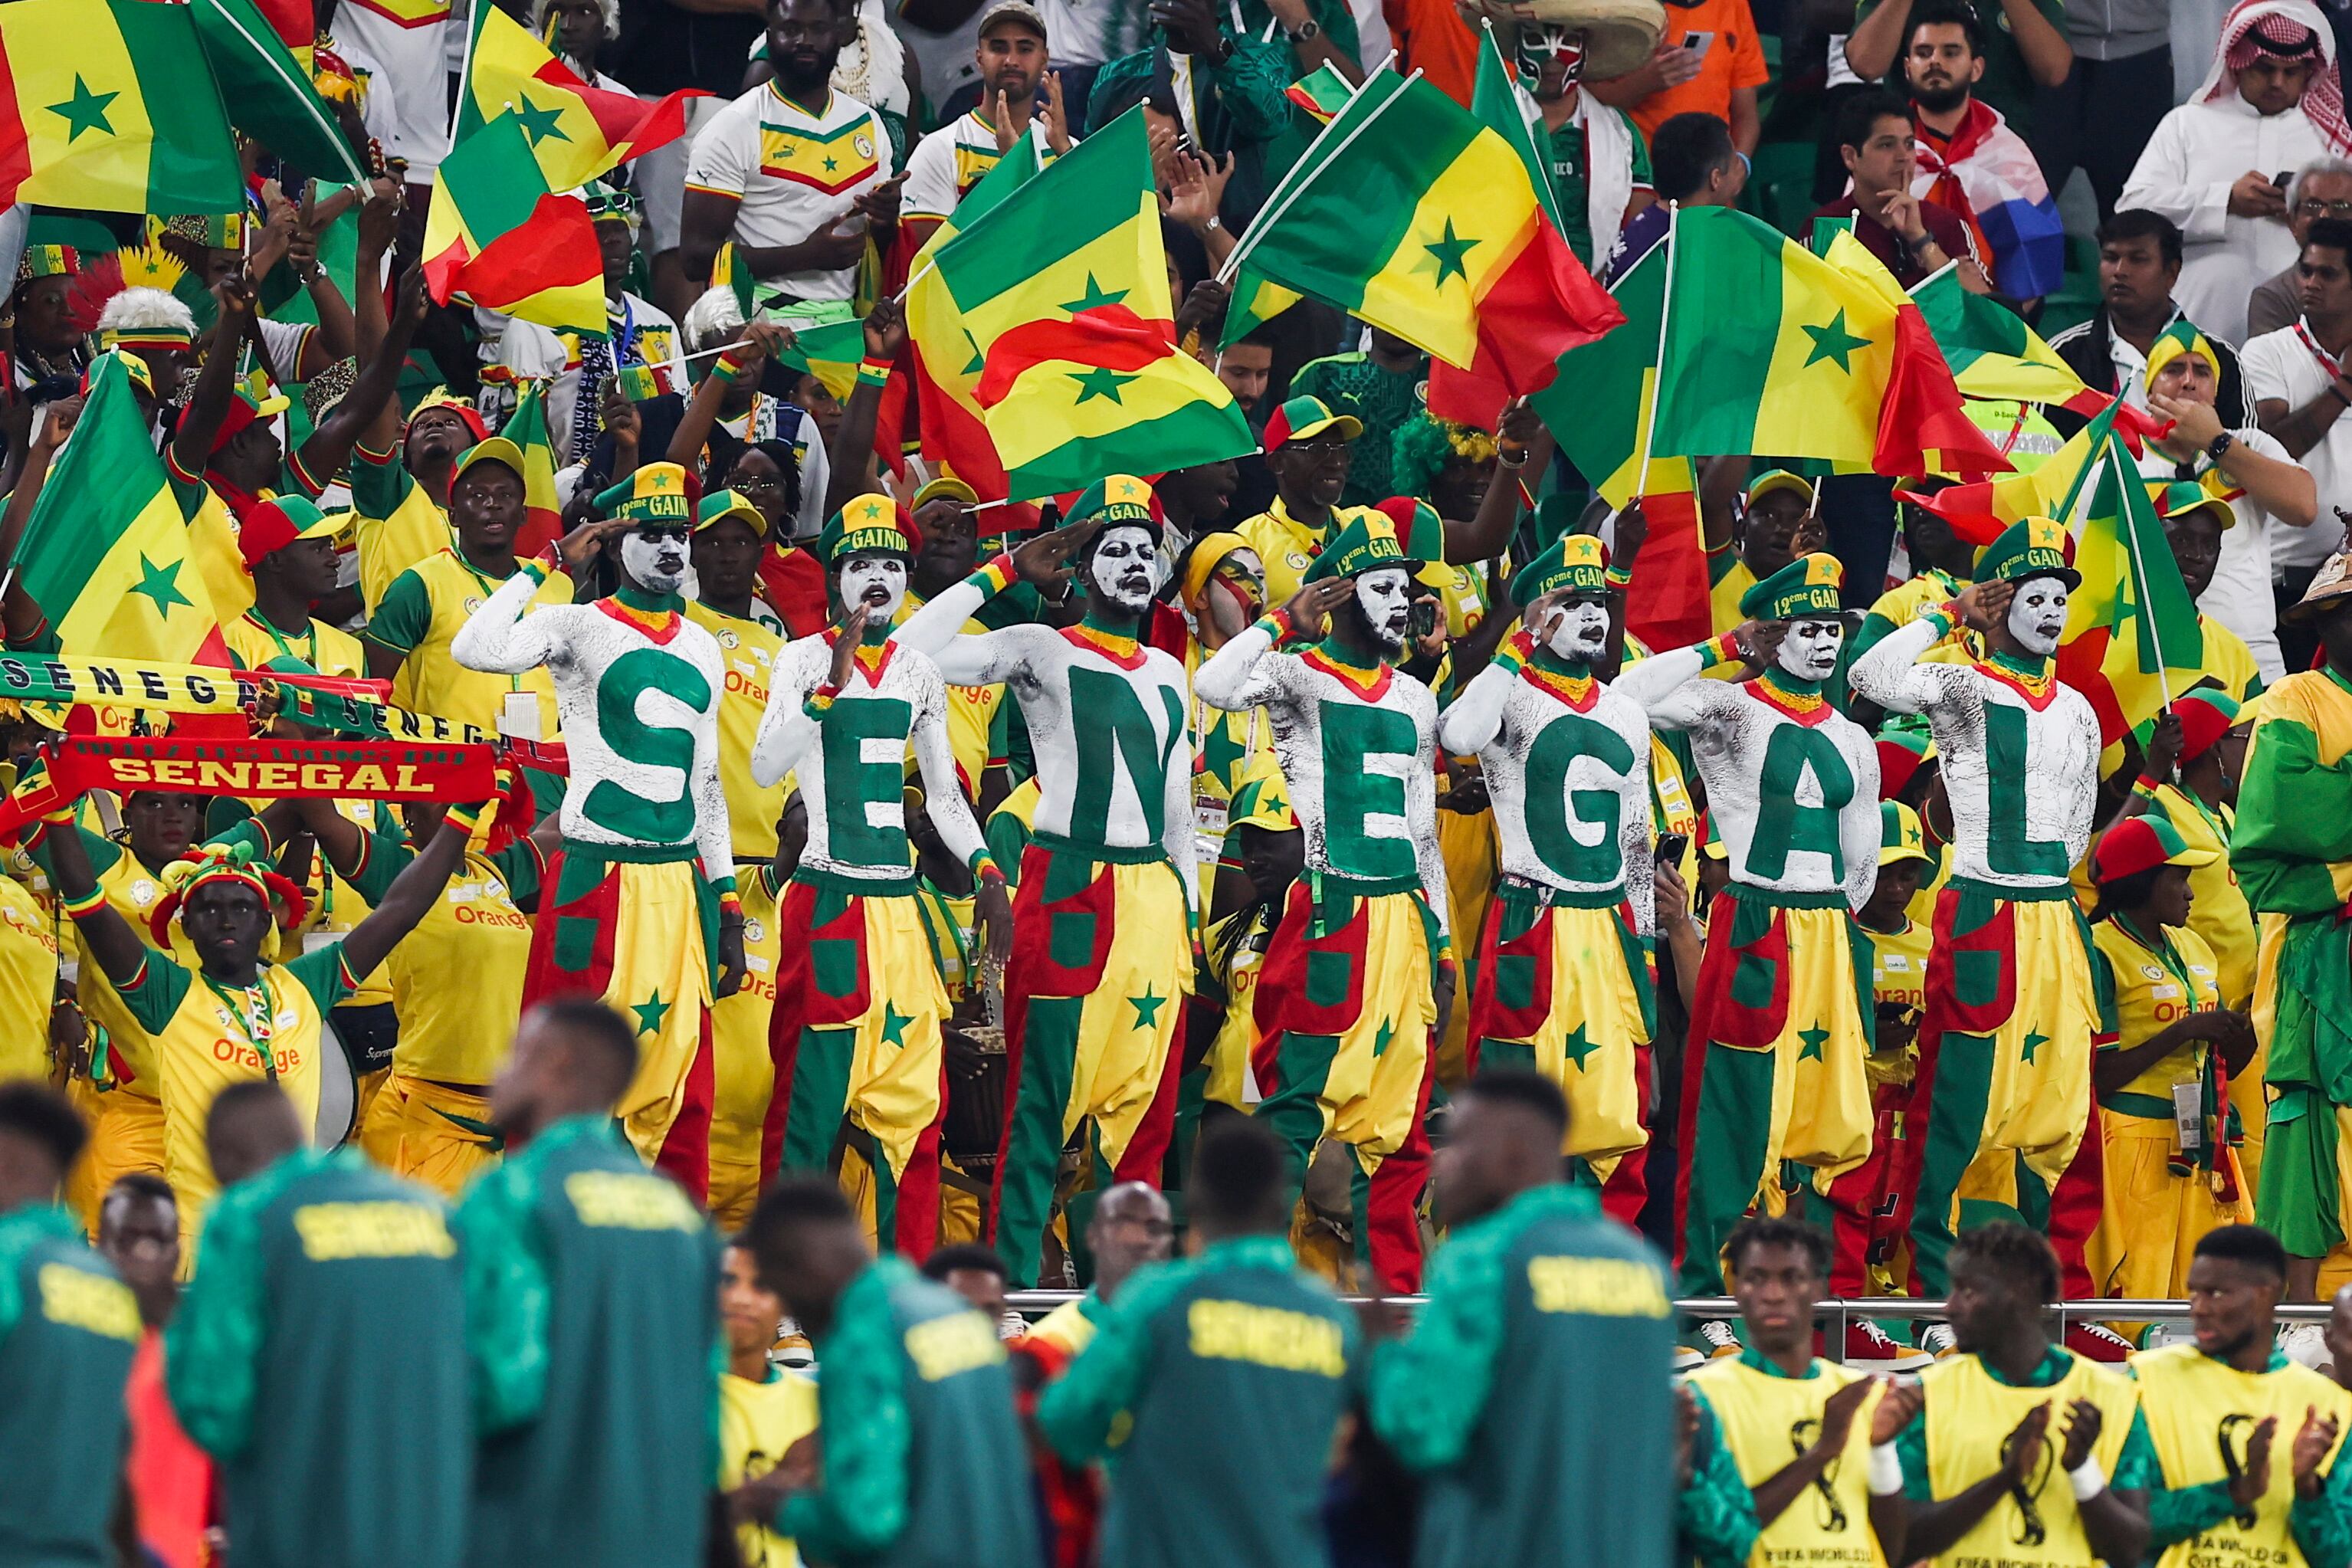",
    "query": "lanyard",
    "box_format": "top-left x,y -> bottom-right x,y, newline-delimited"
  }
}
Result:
241,611 -> 316,665
2297,317 -> 2343,381
203,973 -> 280,1082
454,553 -> 530,696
